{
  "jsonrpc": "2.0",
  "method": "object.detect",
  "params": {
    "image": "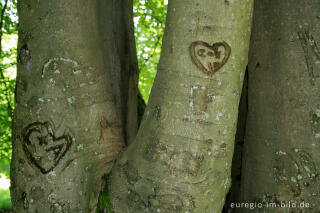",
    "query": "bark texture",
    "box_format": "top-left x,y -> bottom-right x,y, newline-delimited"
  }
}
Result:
10,0 -> 138,212
241,1 -> 320,212
108,0 -> 254,212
